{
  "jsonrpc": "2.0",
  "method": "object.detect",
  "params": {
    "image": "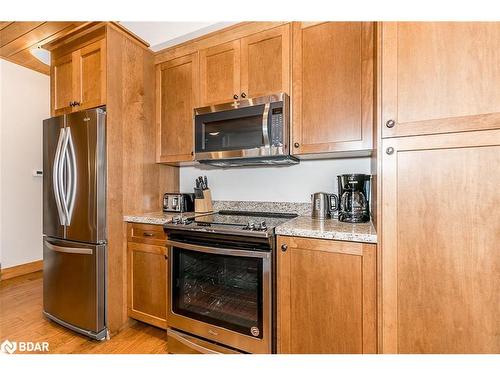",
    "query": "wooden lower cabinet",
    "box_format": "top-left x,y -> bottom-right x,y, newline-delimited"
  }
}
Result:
277,236 -> 377,353
381,129 -> 500,353
127,223 -> 168,329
